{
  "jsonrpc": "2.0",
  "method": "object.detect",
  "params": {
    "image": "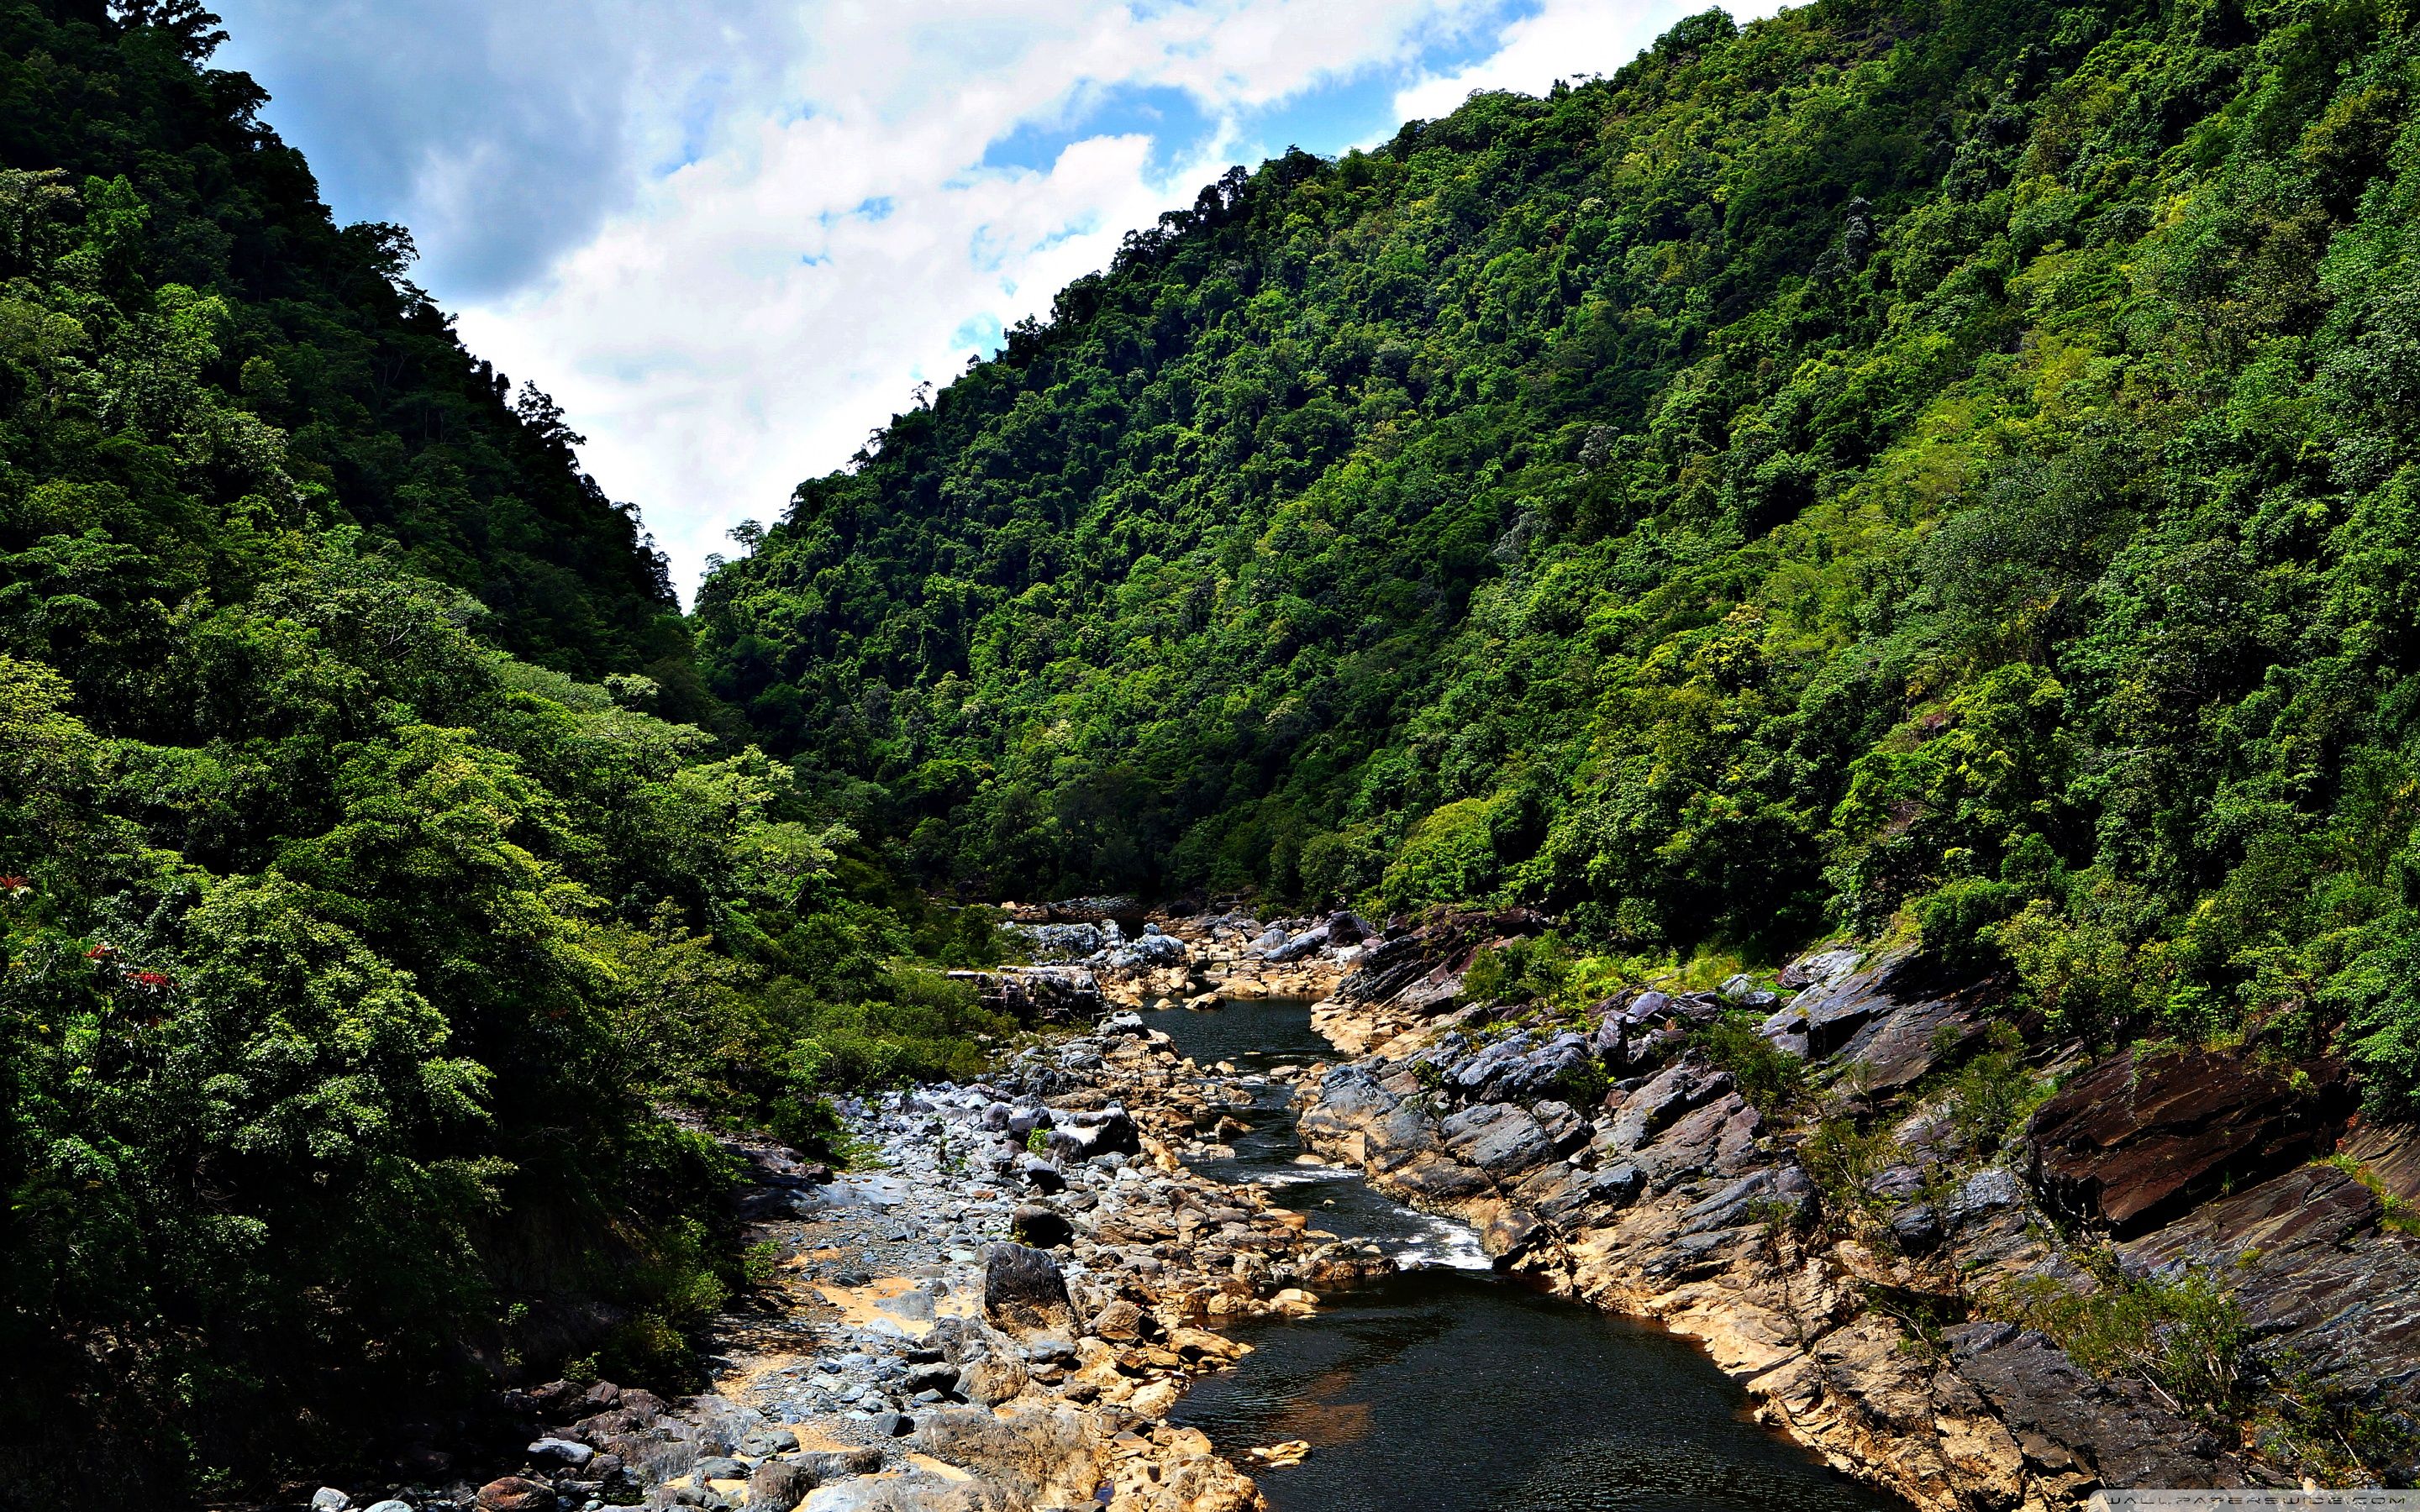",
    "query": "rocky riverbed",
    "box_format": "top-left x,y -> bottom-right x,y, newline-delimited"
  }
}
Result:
289,905 -> 2420,1512
289,915 -> 1387,1512
1288,911 -> 2420,1507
